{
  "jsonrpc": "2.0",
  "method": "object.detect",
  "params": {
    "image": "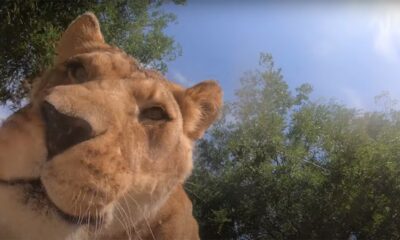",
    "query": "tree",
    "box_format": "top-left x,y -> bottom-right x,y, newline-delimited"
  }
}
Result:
189,53 -> 400,239
0,0 -> 184,107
